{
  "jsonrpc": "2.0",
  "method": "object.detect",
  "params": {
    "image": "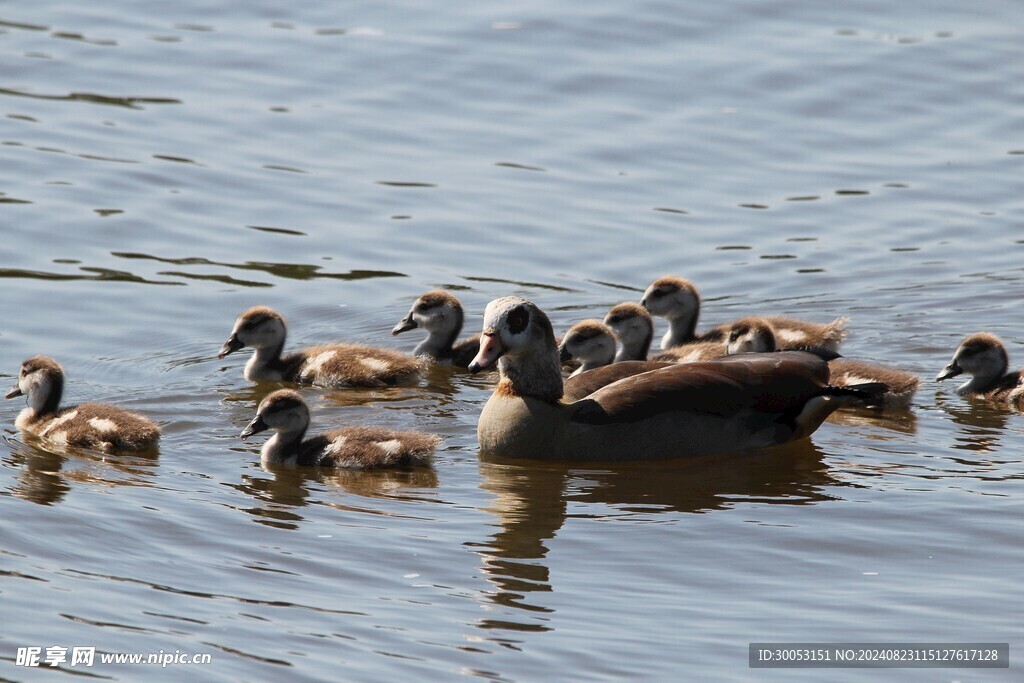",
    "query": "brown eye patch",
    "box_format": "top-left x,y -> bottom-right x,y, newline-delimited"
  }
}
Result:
730,325 -> 750,341
507,305 -> 529,334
